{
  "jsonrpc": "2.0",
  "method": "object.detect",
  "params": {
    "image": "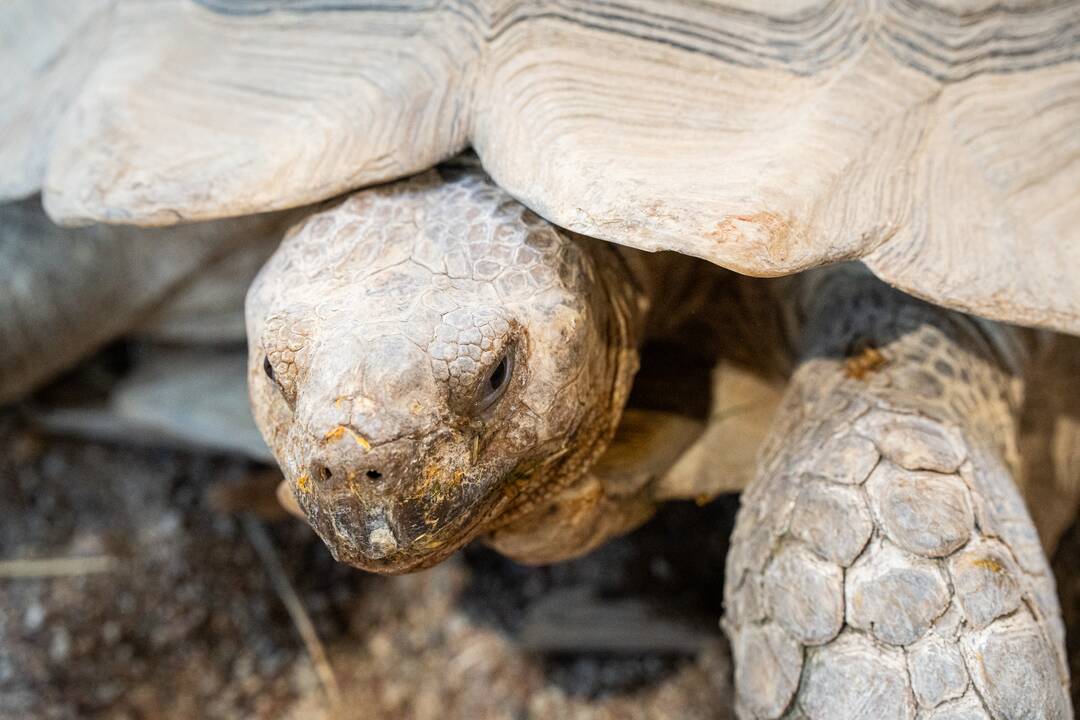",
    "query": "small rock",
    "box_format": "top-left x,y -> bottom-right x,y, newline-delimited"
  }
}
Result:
101,620 -> 122,645
22,603 -> 46,633
49,626 -> 72,663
